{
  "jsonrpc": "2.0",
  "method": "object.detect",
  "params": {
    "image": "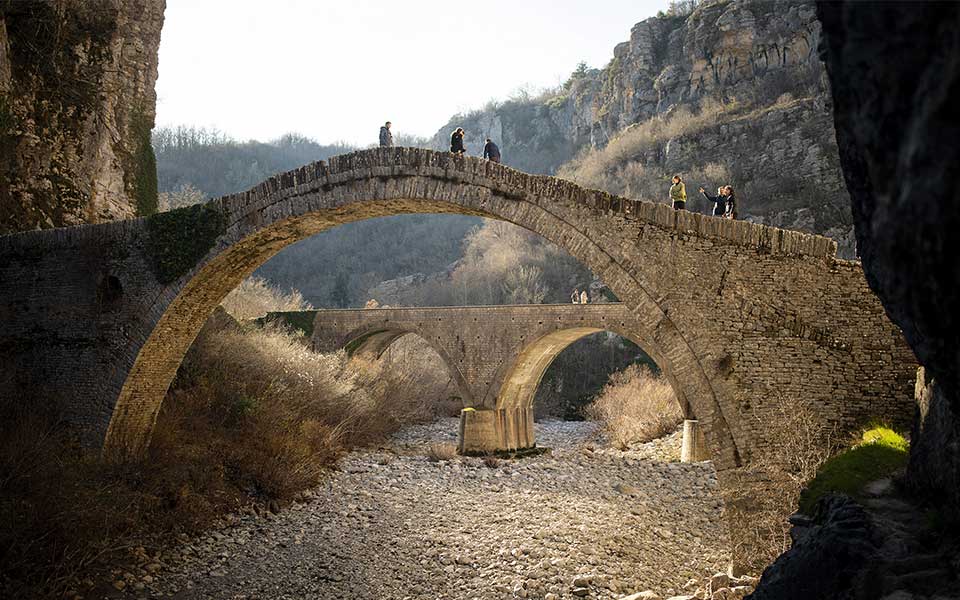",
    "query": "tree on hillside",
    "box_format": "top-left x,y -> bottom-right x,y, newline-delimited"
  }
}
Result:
330,272 -> 350,308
